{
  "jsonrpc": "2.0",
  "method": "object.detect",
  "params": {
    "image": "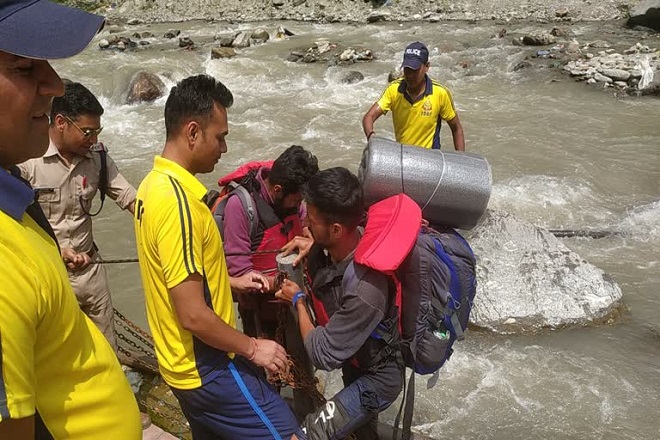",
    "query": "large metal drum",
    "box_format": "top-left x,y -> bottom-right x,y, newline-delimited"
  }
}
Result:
358,137 -> 492,230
